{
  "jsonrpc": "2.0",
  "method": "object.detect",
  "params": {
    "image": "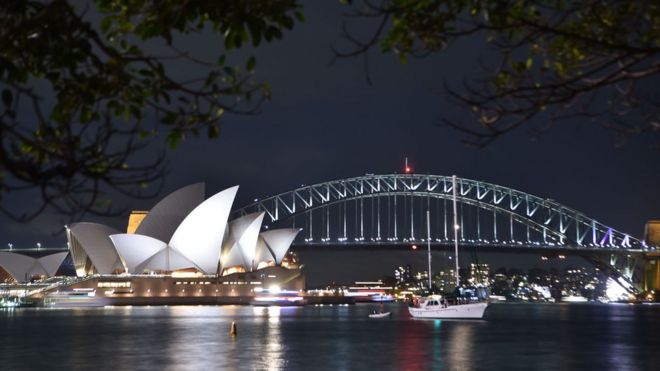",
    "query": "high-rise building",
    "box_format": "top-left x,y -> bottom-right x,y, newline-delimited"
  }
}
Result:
394,264 -> 412,285
434,269 -> 457,293
469,263 -> 491,287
